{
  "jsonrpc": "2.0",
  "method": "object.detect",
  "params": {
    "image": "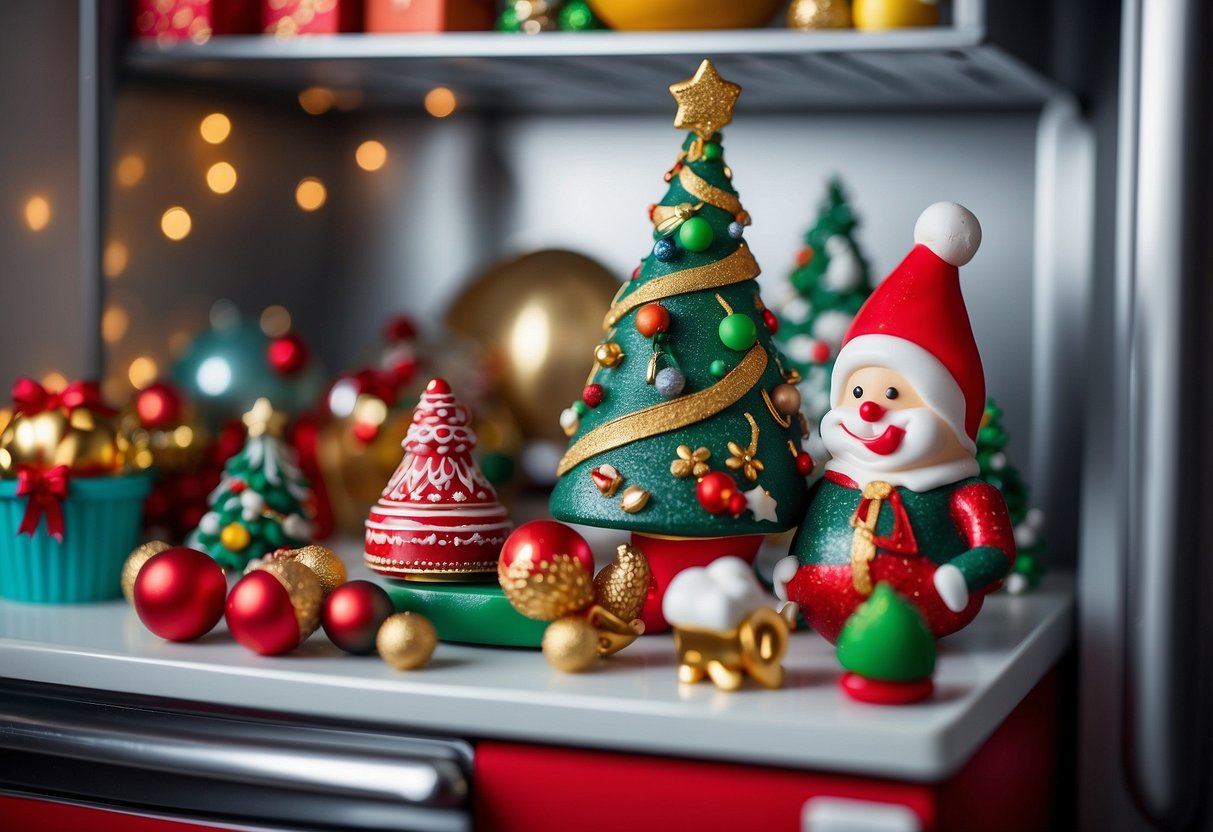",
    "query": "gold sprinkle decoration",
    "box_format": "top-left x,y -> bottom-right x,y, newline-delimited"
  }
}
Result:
603,243 -> 760,330
669,59 -> 741,141
619,485 -> 651,513
671,445 -> 711,479
499,553 -> 595,621
279,544 -> 347,596
678,164 -> 743,217
787,439 -> 801,459
557,345 -> 767,476
260,559 -> 323,641
715,292 -> 734,315
725,412 -> 764,481
762,388 -> 793,429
